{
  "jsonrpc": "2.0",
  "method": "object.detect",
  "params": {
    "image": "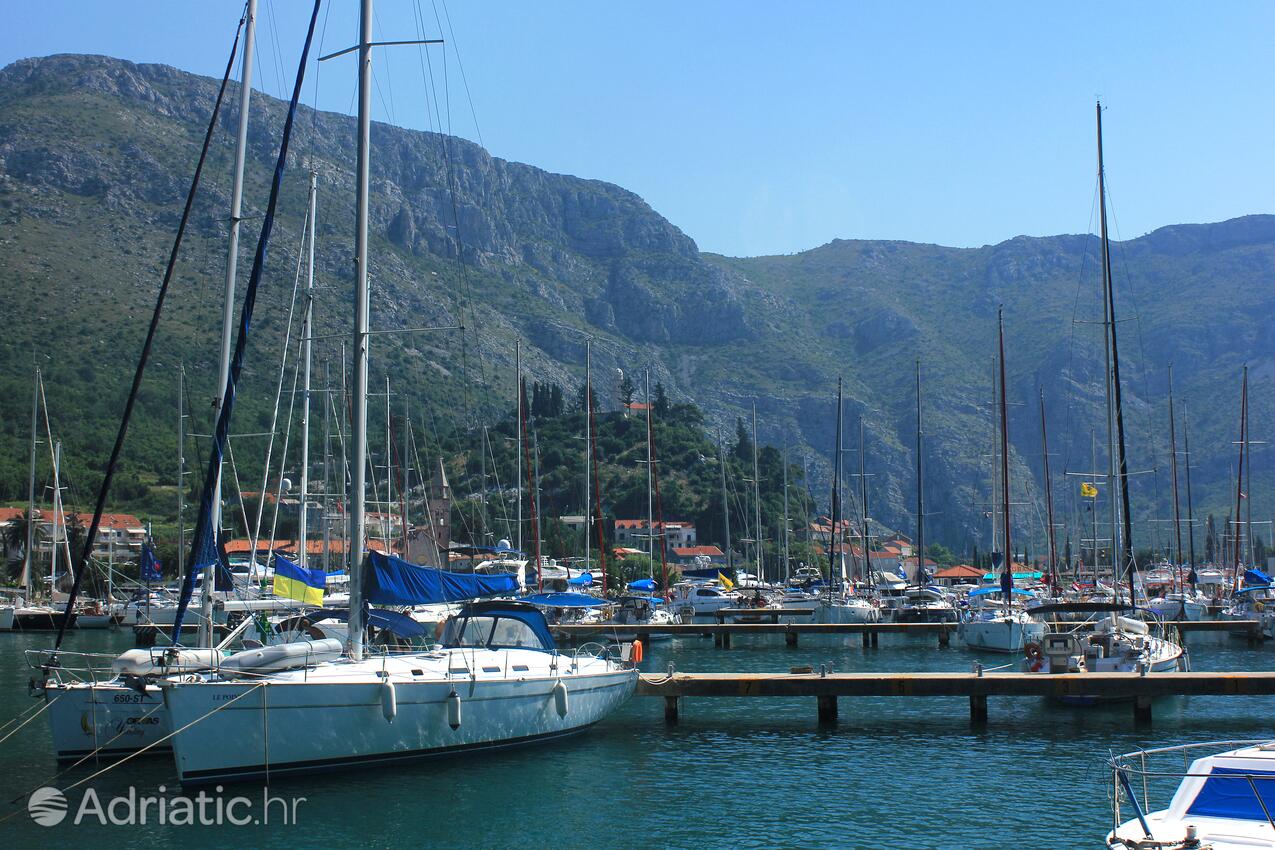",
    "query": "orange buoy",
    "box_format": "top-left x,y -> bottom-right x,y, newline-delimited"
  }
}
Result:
631,639 -> 644,664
